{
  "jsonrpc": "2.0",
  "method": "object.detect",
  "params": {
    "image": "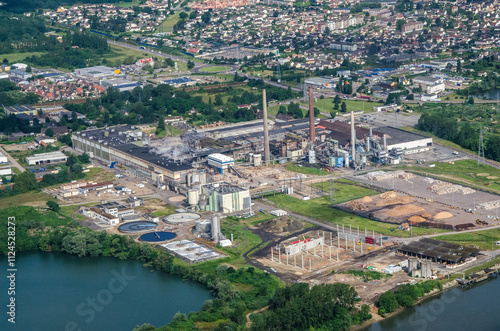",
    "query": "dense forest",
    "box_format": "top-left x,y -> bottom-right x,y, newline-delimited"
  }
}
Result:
1,0 -> 133,13
417,108 -> 500,161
